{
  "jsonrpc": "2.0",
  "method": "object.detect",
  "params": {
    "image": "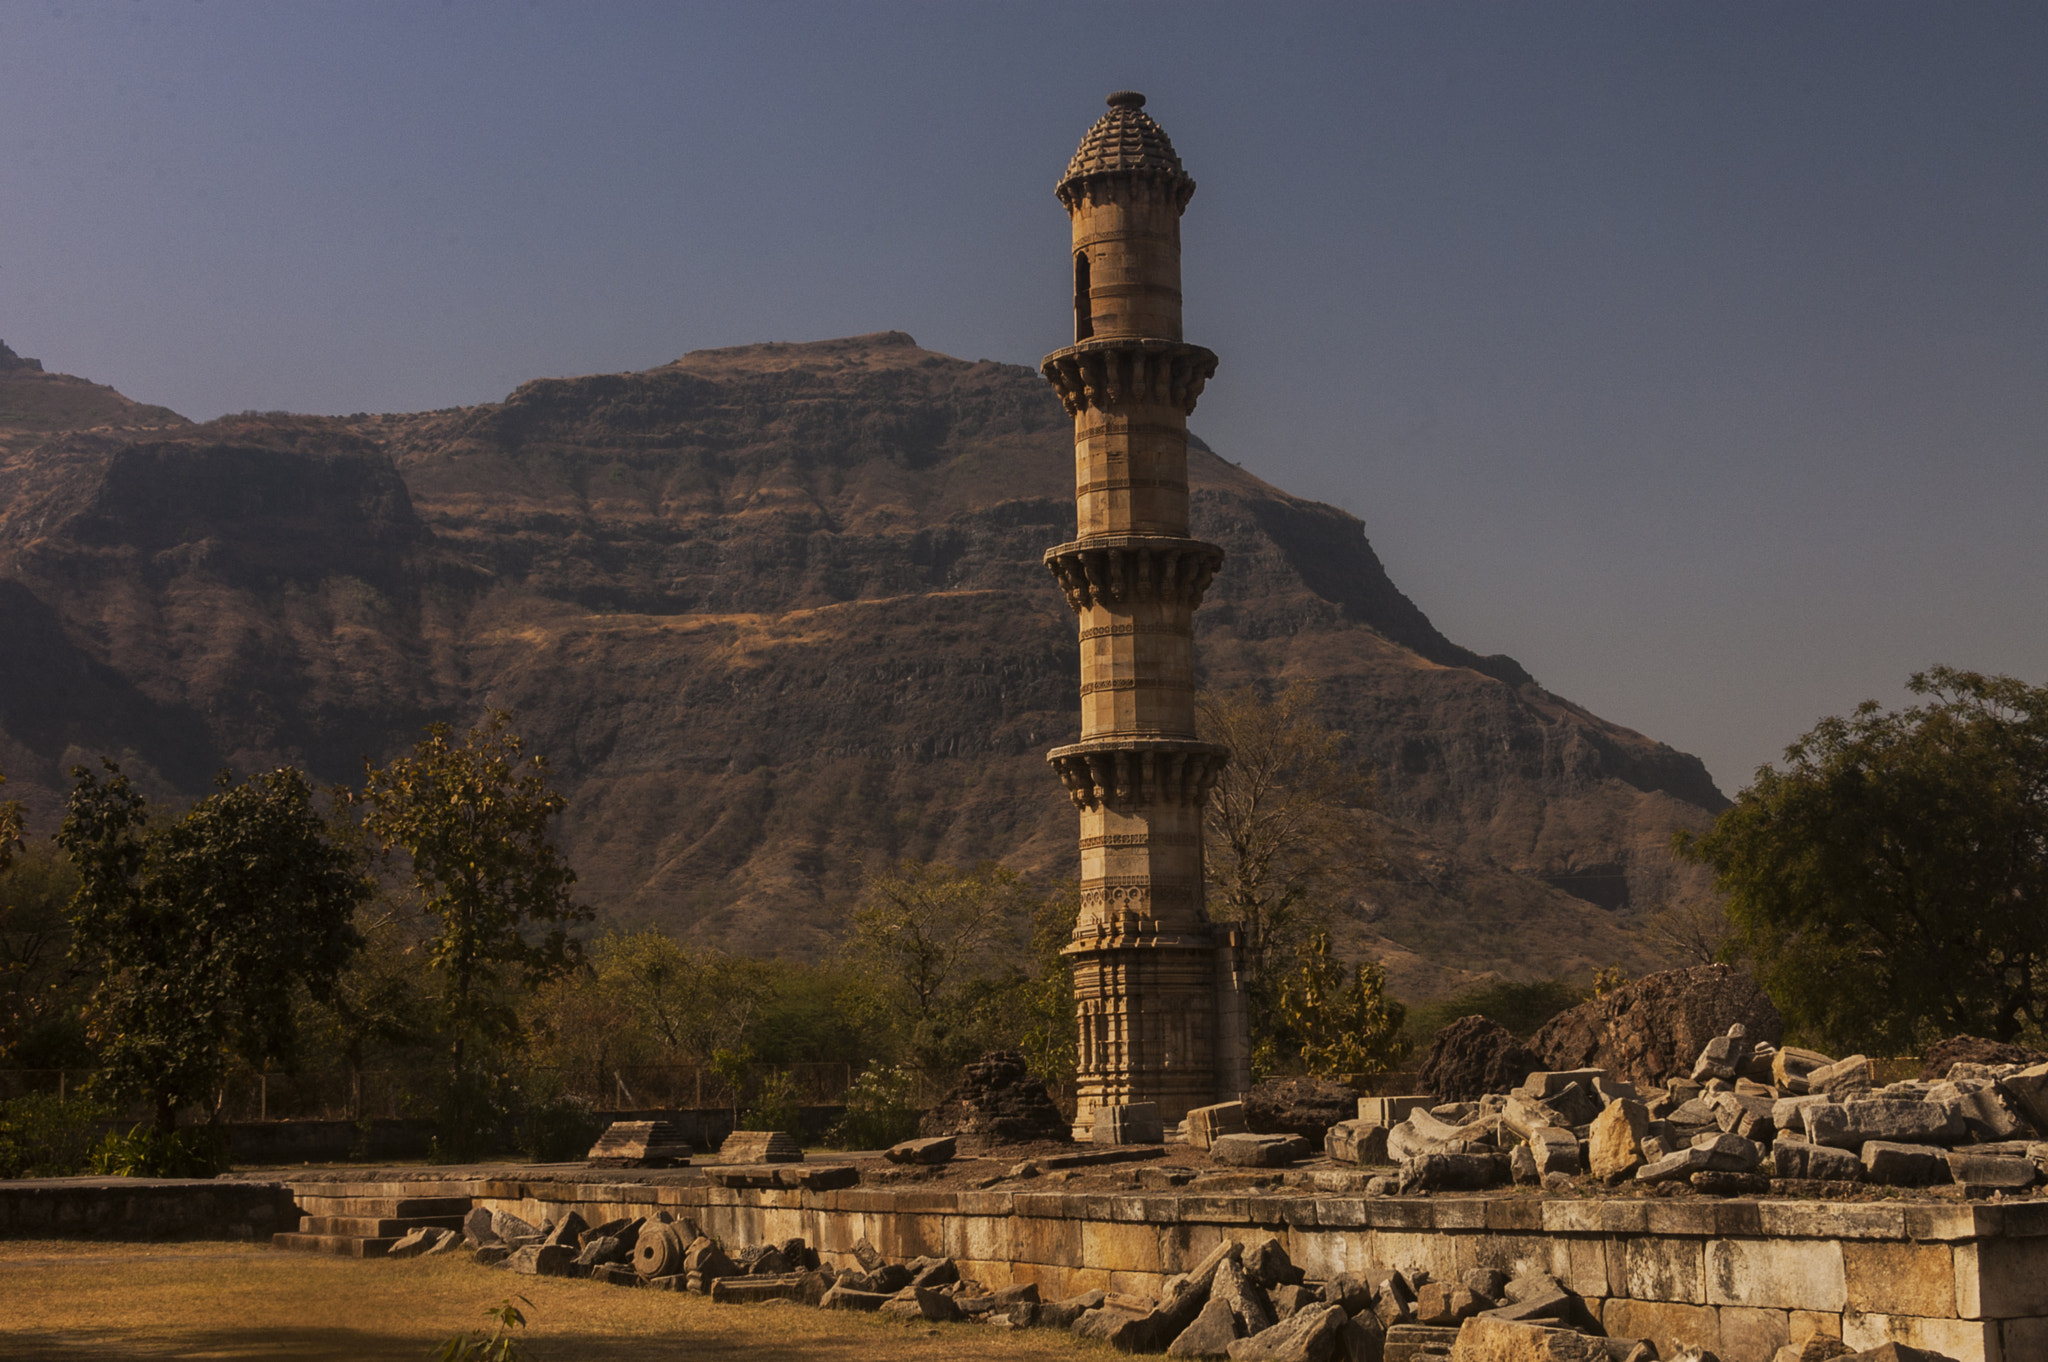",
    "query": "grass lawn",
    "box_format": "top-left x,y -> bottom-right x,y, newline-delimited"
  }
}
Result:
0,1241 -> 1116,1360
